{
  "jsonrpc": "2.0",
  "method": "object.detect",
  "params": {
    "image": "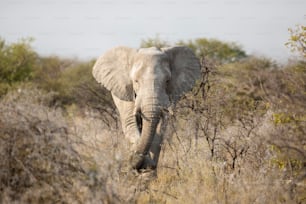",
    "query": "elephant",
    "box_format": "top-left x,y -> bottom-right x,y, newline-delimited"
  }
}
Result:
92,46 -> 201,171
